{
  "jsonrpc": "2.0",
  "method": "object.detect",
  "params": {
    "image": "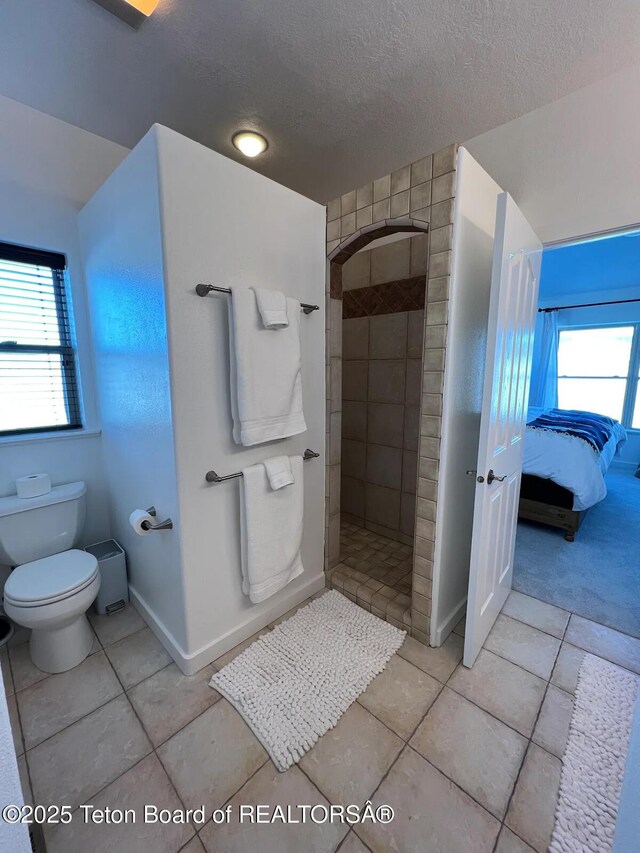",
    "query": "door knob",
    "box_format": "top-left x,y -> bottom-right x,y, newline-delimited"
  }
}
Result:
487,469 -> 506,484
